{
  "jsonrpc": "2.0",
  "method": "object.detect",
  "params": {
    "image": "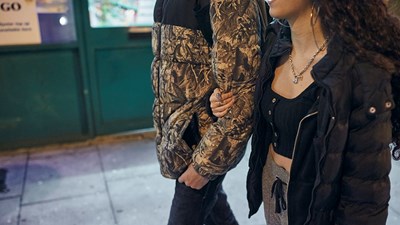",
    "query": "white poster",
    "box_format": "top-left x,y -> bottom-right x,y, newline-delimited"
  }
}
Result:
0,0 -> 41,46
